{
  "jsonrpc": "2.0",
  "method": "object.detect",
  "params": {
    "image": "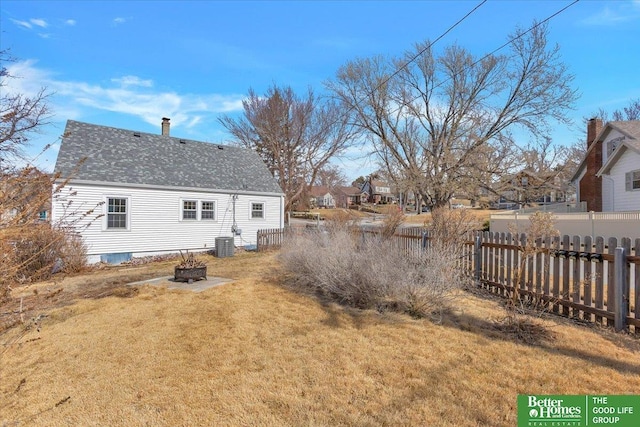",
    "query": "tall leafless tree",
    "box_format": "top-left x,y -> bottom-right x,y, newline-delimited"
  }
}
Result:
327,22 -> 578,210
219,85 -> 354,212
0,50 -> 52,172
